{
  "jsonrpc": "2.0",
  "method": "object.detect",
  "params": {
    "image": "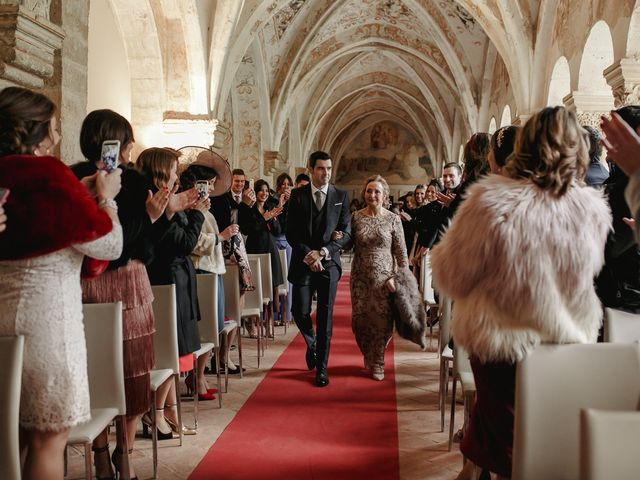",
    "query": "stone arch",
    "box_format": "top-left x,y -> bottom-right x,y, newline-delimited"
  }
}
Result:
500,105 -> 512,127
547,56 -> 571,106
626,0 -> 640,57
488,117 -> 497,134
578,21 -> 614,93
